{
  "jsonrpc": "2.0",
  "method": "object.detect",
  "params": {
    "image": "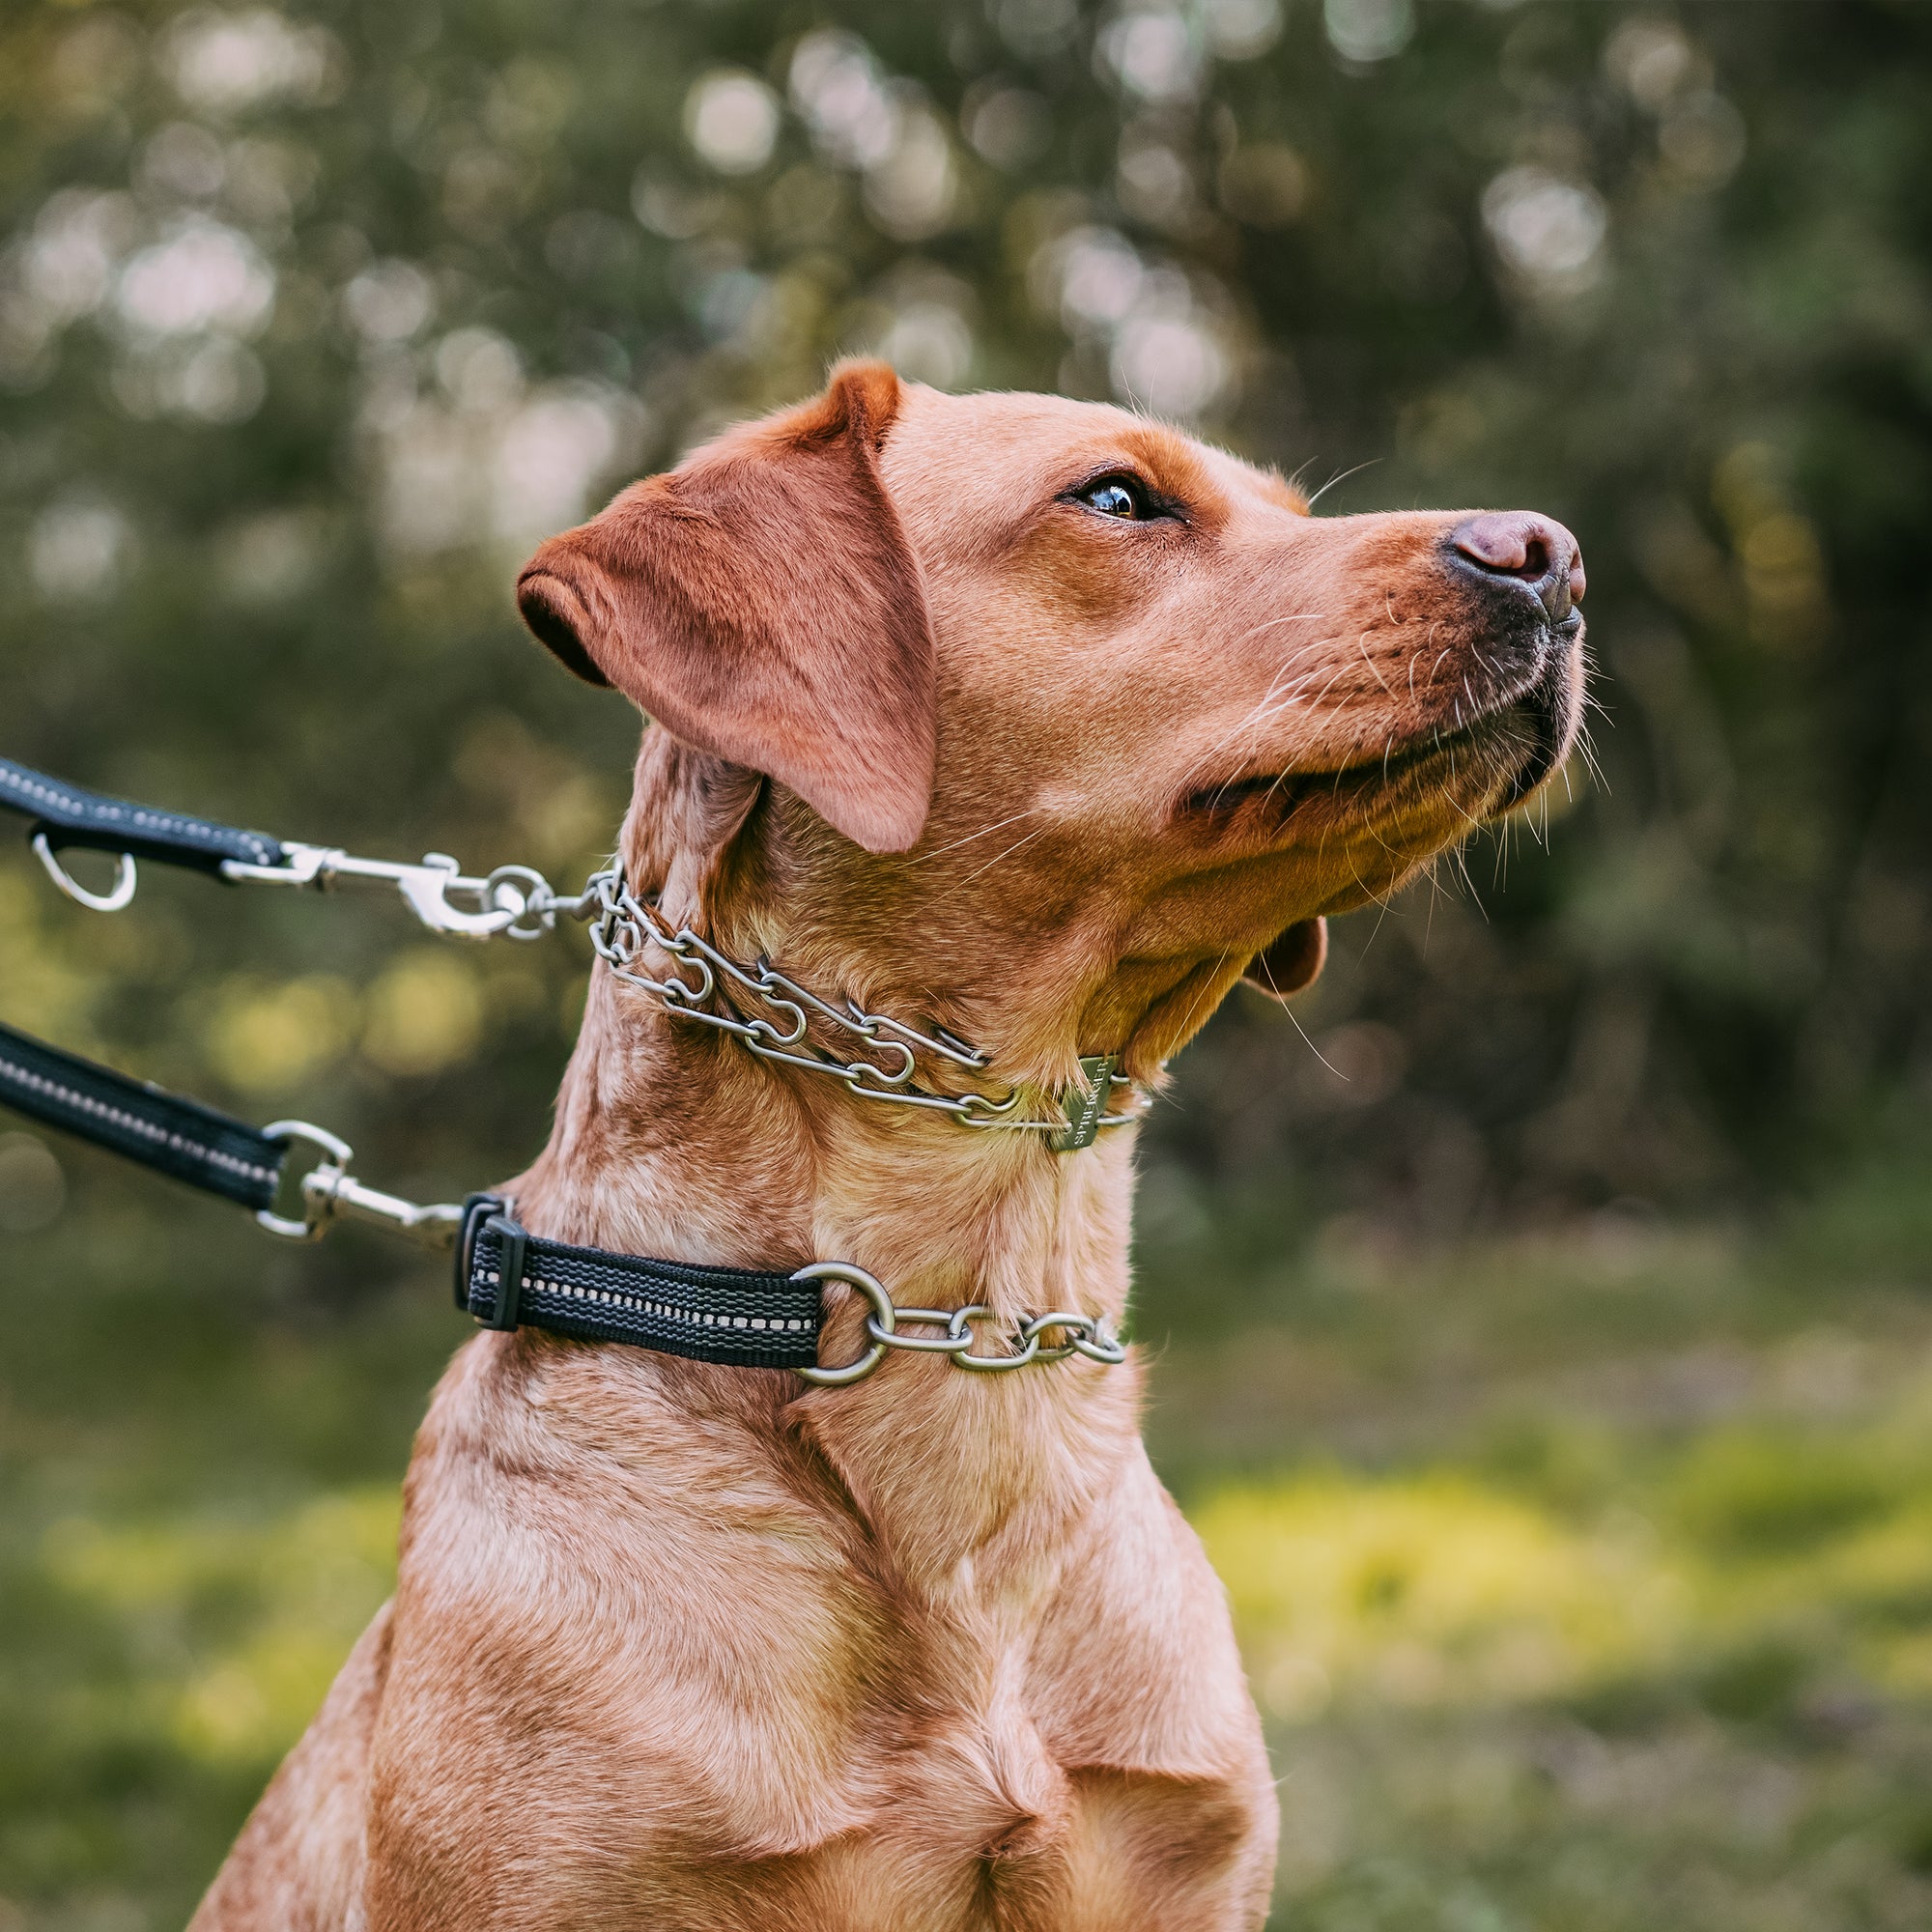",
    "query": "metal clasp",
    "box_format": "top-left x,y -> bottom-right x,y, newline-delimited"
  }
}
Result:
221,844 -> 557,941
257,1119 -> 464,1250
